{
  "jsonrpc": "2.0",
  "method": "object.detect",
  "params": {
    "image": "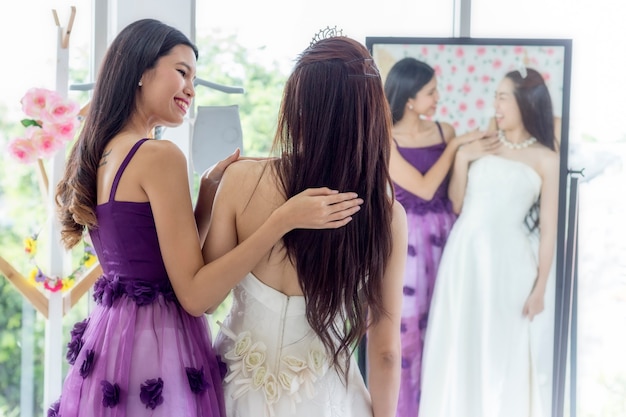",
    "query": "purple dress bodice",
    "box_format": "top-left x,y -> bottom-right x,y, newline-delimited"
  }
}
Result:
90,200 -> 168,281
88,138 -> 175,305
393,141 -> 452,215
